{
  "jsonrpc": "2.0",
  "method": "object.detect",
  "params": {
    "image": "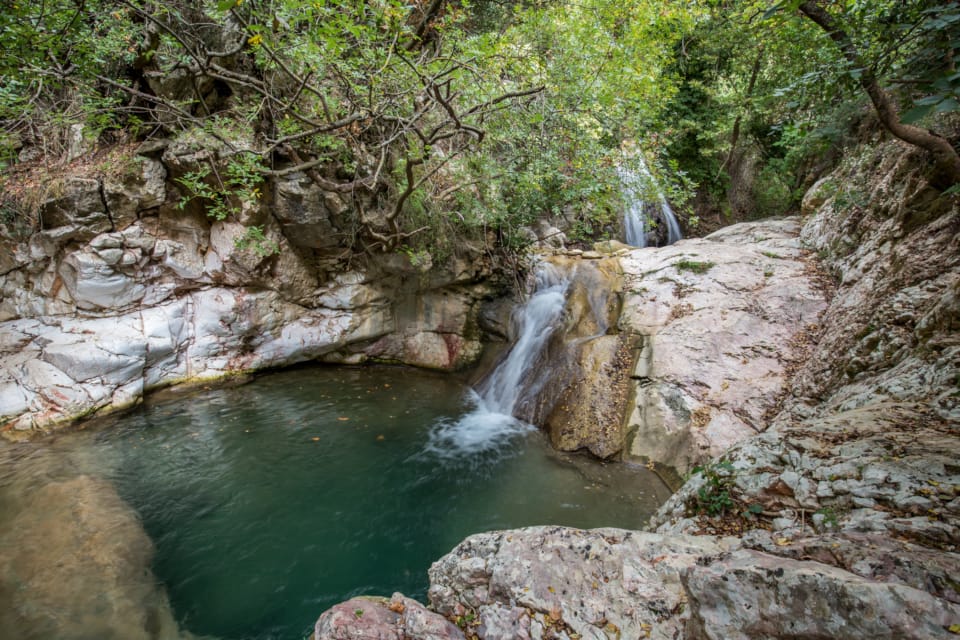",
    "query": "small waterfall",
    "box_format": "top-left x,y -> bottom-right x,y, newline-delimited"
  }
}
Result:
426,263 -> 570,458
619,158 -> 682,247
